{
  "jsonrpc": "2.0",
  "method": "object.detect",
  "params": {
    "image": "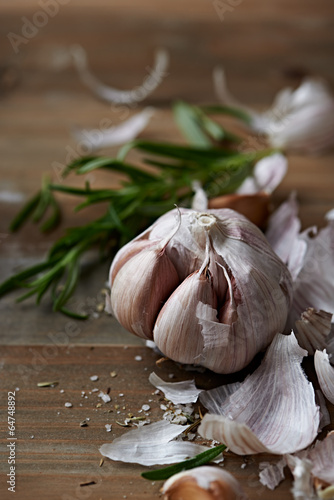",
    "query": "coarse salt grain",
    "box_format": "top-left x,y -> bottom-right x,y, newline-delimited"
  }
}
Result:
64,402 -> 73,408
90,375 -> 99,381
142,404 -> 150,411
105,424 -> 112,432
135,355 -> 142,361
98,392 -> 111,403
